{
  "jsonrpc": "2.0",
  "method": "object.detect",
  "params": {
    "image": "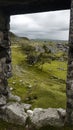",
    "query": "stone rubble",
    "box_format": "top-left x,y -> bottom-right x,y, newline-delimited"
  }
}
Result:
0,102 -> 66,128
27,108 -> 65,129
